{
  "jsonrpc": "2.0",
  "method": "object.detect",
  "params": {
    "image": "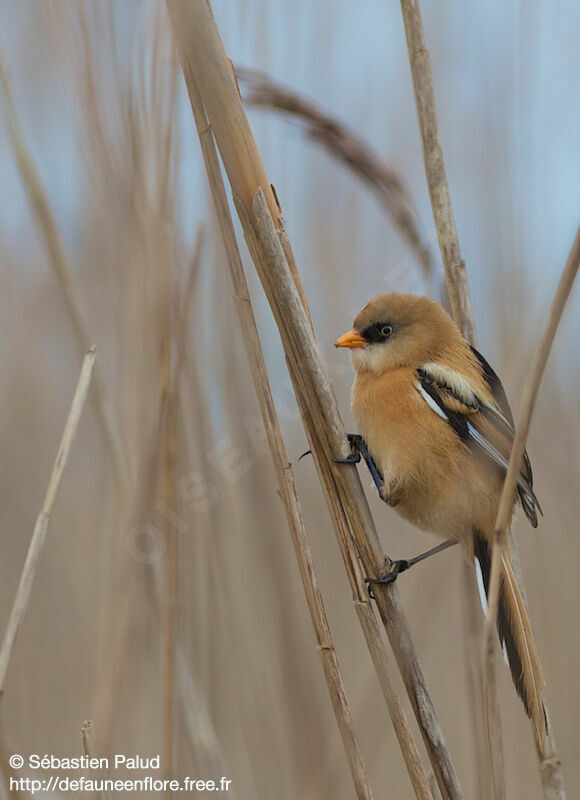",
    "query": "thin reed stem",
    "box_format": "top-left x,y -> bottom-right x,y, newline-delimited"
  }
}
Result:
397,0 -> 502,794
177,41 -> 376,800
168,6 -> 463,795
0,348 -> 96,698
398,0 -> 475,343
484,226 -> 579,796
0,56 -> 128,491
167,1 -> 444,796
396,3 -> 566,795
